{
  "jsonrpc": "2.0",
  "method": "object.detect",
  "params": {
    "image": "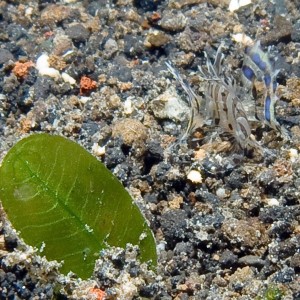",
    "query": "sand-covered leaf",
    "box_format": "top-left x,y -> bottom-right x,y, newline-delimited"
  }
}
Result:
0,134 -> 156,279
